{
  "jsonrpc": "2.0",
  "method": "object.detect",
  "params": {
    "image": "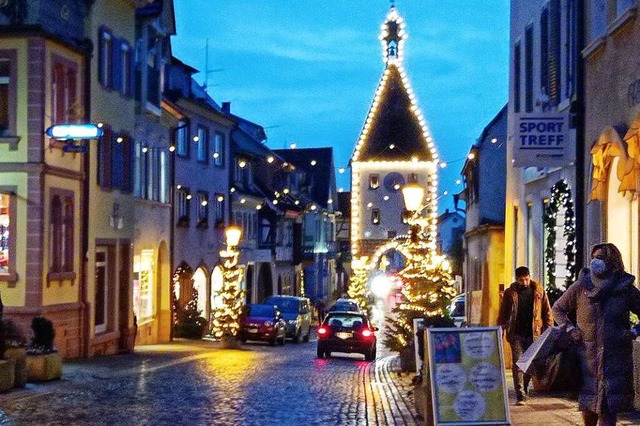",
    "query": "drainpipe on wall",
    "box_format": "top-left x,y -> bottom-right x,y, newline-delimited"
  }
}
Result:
80,41 -> 92,358
573,0 -> 586,271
